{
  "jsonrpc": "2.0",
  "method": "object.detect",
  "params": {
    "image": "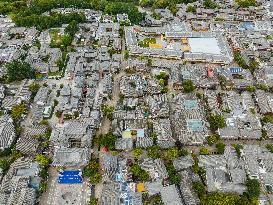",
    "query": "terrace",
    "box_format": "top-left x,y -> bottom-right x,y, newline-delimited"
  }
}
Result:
124,25 -> 233,63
